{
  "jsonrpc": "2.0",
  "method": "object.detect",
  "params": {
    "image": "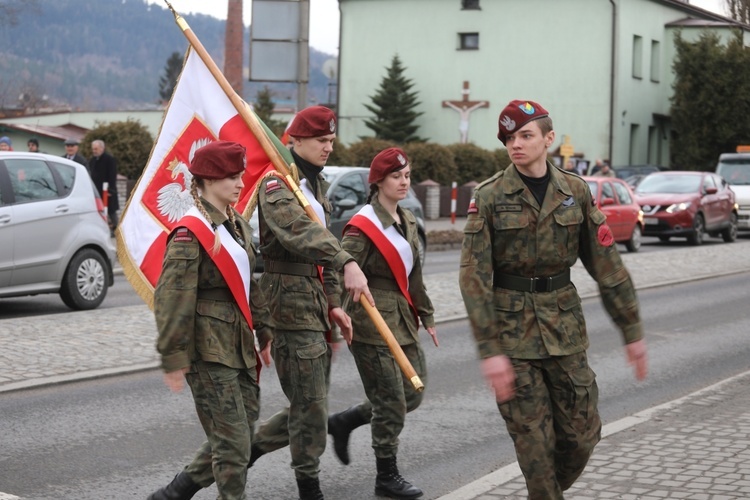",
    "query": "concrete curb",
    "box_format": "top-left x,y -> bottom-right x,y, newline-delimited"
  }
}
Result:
436,368 -> 750,500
